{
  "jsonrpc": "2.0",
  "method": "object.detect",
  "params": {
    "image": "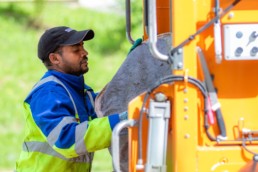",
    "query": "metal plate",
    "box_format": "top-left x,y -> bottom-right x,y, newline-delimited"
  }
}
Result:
223,24 -> 258,60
